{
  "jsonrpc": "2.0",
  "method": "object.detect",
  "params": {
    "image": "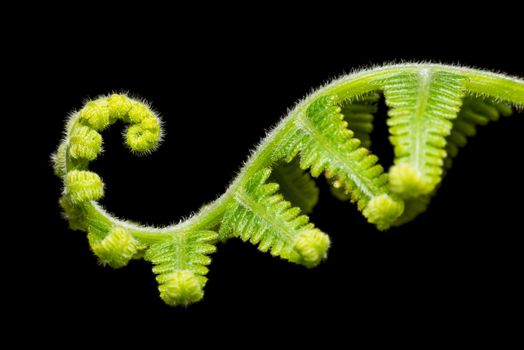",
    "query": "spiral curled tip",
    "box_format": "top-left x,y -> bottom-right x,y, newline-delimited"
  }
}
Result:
89,227 -> 139,268
68,124 -> 102,161
125,117 -> 162,153
363,194 -> 405,231
293,229 -> 330,268
157,271 -> 204,306
389,164 -> 435,198
65,170 -> 104,204
75,94 -> 163,154
122,99 -> 162,153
